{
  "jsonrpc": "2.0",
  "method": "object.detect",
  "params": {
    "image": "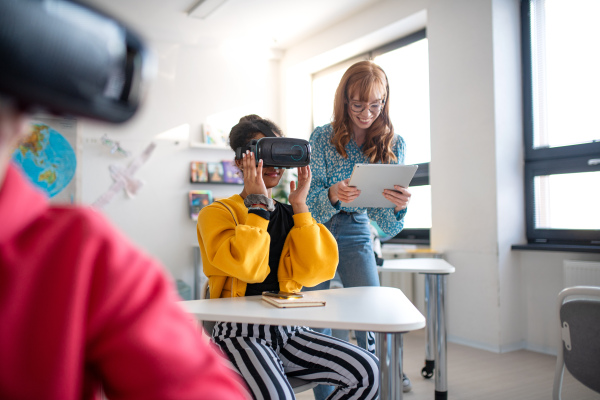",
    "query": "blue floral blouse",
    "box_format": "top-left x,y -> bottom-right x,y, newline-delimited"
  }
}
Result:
306,123 -> 408,237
